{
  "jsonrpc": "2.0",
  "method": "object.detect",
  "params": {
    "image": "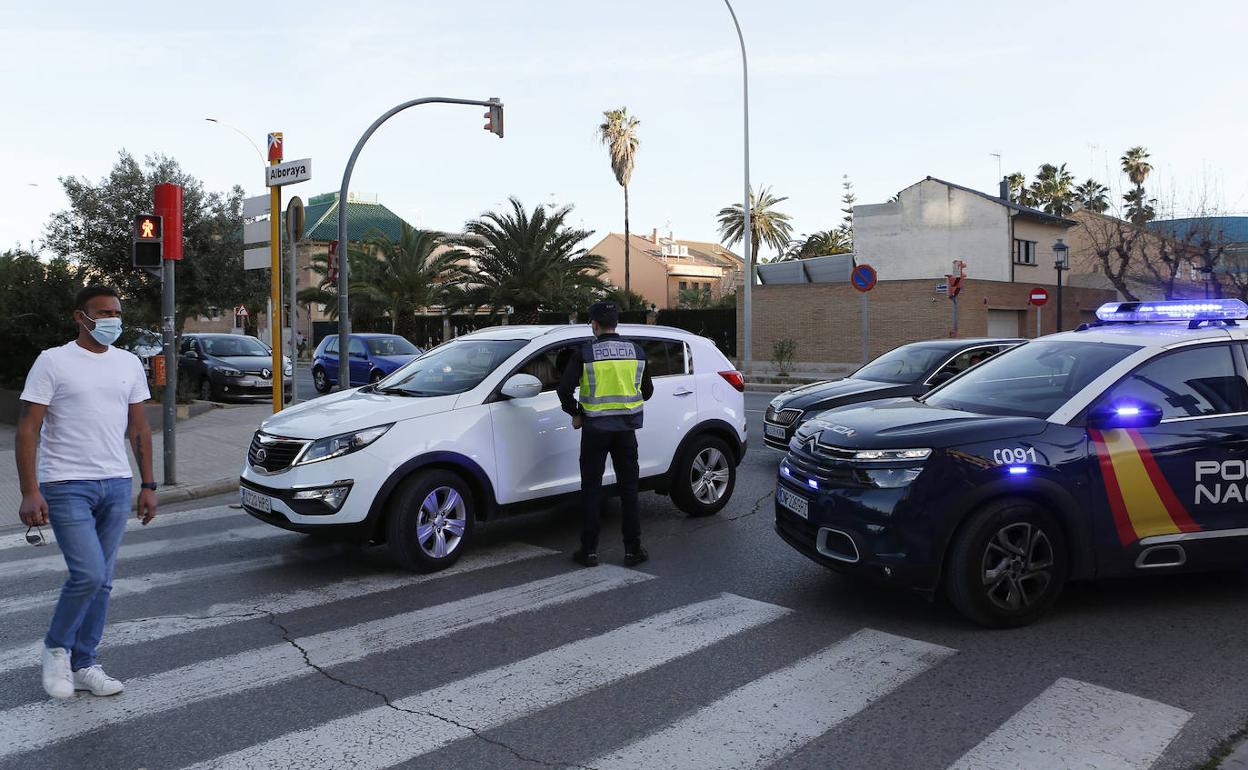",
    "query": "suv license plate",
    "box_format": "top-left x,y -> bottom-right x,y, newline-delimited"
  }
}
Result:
241,487 -> 272,514
764,424 -> 787,439
777,487 -> 809,519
